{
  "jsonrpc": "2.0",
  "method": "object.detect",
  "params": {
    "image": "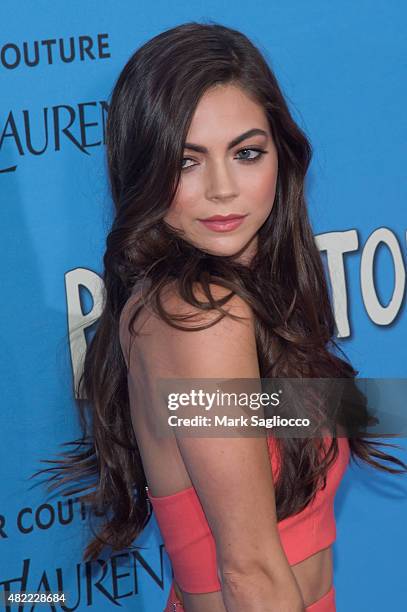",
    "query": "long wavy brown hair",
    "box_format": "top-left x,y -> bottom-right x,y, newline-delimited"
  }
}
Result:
33,20 -> 407,562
